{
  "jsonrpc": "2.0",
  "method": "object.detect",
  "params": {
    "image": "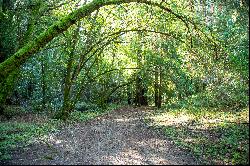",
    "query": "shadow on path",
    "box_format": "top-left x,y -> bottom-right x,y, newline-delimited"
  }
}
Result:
2,107 -> 200,165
